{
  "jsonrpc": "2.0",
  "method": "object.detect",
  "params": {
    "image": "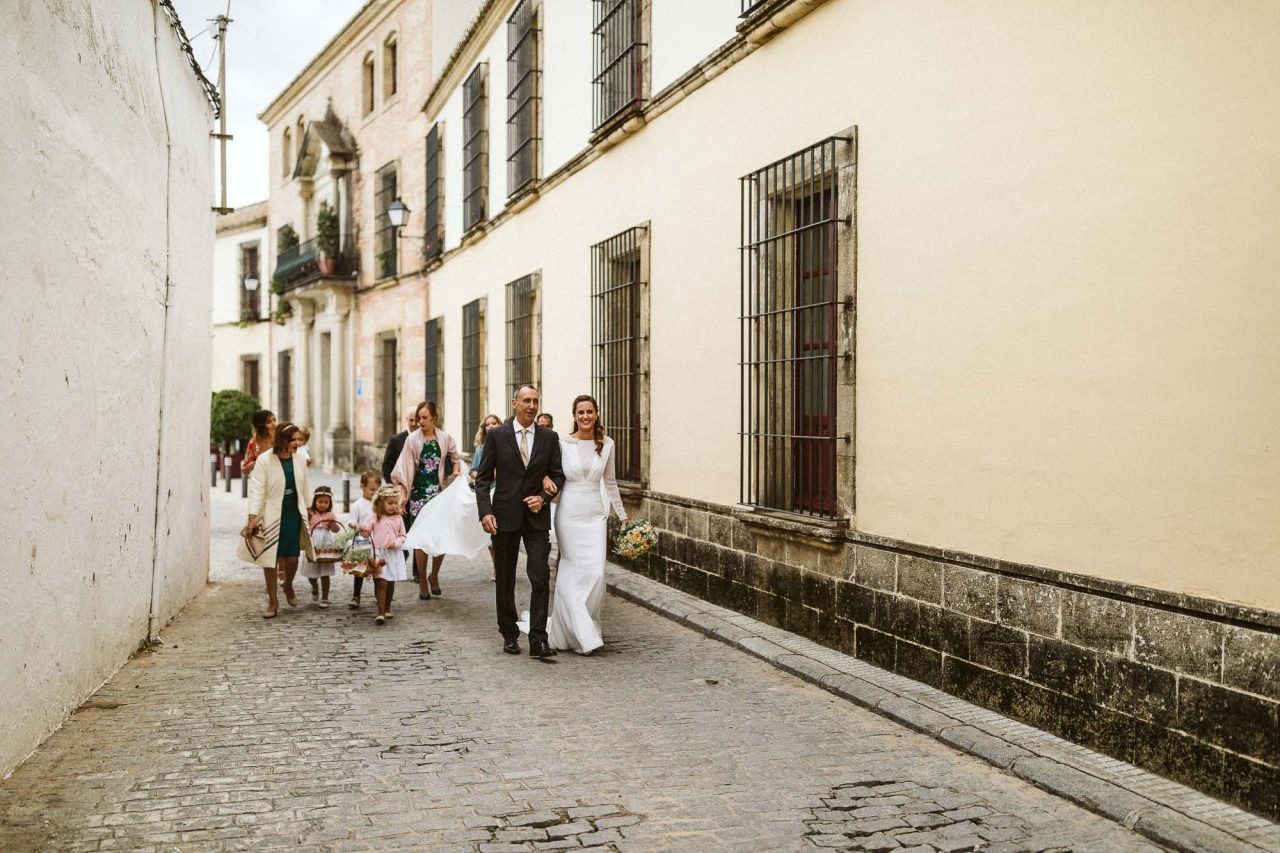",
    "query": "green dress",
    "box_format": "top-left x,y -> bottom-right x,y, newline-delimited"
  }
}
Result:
406,439 -> 442,527
277,457 -> 301,559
